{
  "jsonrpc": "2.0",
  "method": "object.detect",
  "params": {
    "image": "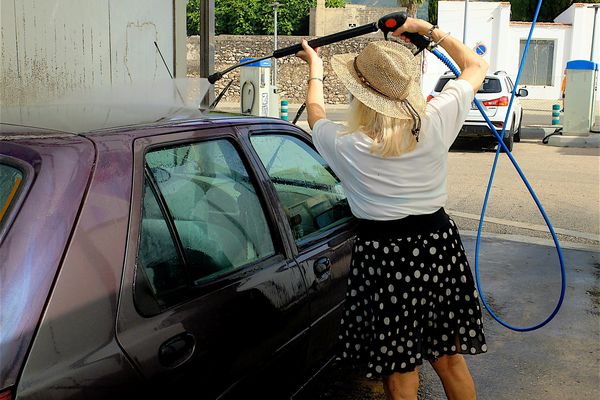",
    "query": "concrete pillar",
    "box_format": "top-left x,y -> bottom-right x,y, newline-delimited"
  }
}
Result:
199,0 -> 215,103
313,0 -> 326,36
173,0 -> 188,78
